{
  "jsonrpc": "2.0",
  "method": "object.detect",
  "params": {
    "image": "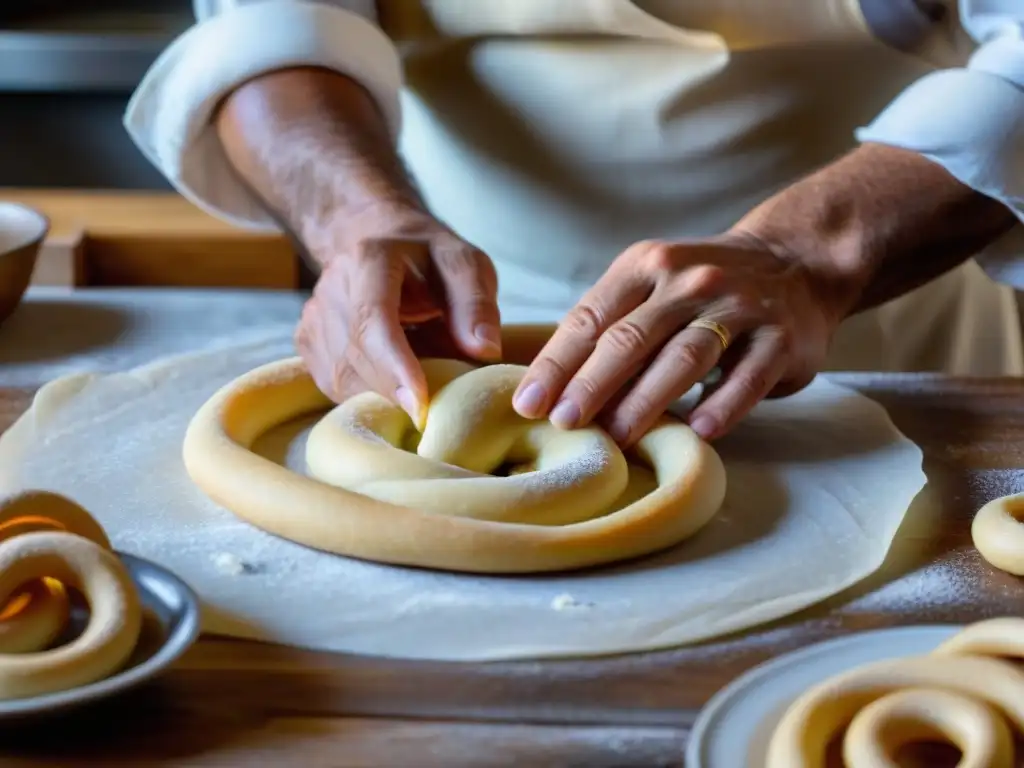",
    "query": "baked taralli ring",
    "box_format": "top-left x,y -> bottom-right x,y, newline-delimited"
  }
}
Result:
0,531 -> 142,700
767,617 -> 1024,767
183,357 -> 727,574
0,491 -> 113,654
972,492 -> 1024,575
